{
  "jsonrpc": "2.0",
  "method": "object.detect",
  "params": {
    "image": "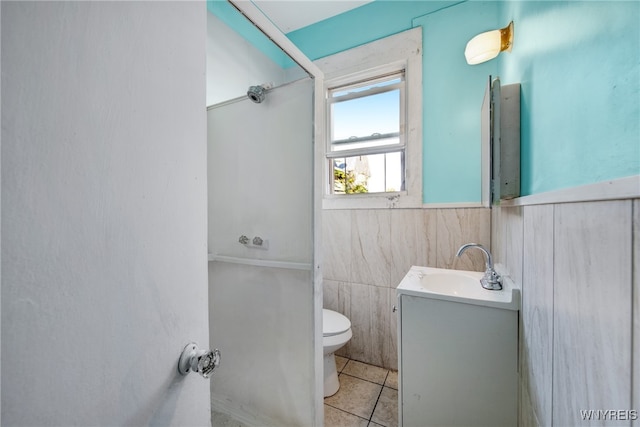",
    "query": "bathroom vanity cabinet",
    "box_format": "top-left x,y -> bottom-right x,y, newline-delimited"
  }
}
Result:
396,267 -> 519,427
